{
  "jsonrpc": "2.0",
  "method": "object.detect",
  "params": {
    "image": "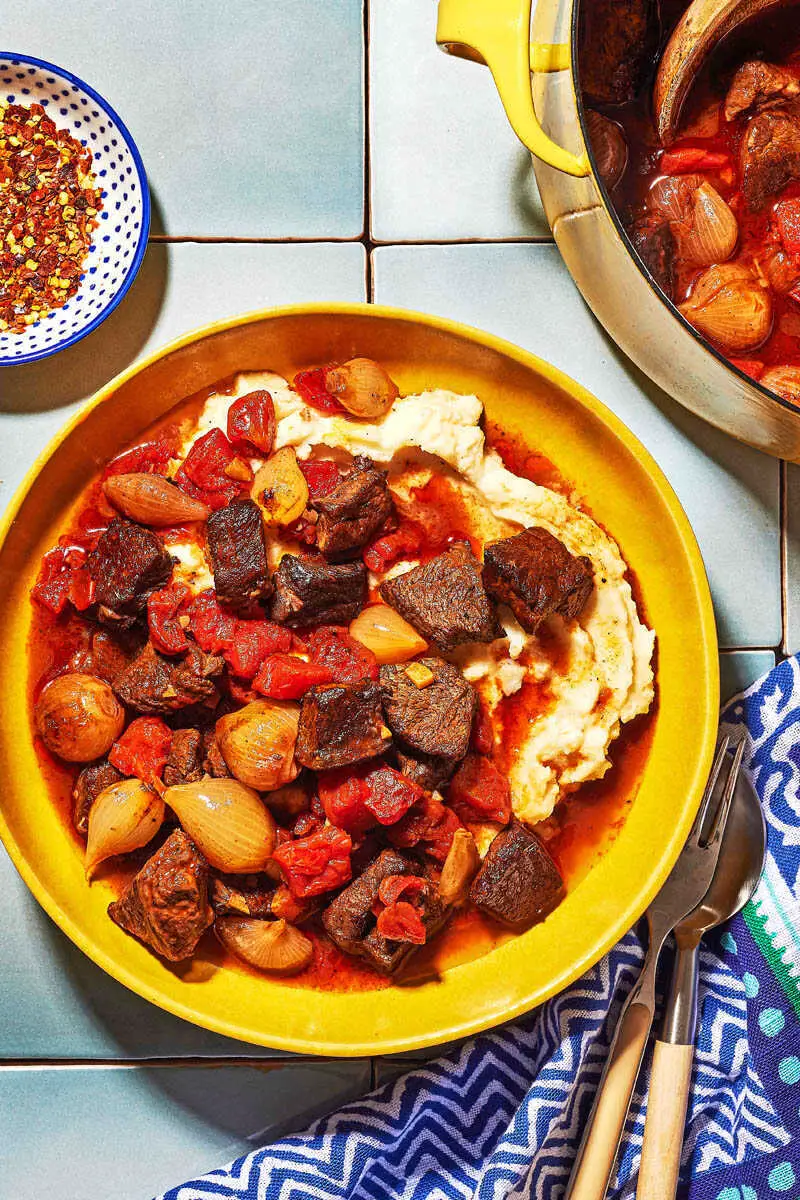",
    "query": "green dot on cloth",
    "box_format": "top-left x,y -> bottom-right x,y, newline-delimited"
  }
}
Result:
768,1162 -> 795,1191
759,1007 -> 786,1037
778,1055 -> 800,1084
721,932 -> 738,953
716,1189 -> 742,1200
743,972 -> 760,998
743,1189 -> 757,1200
